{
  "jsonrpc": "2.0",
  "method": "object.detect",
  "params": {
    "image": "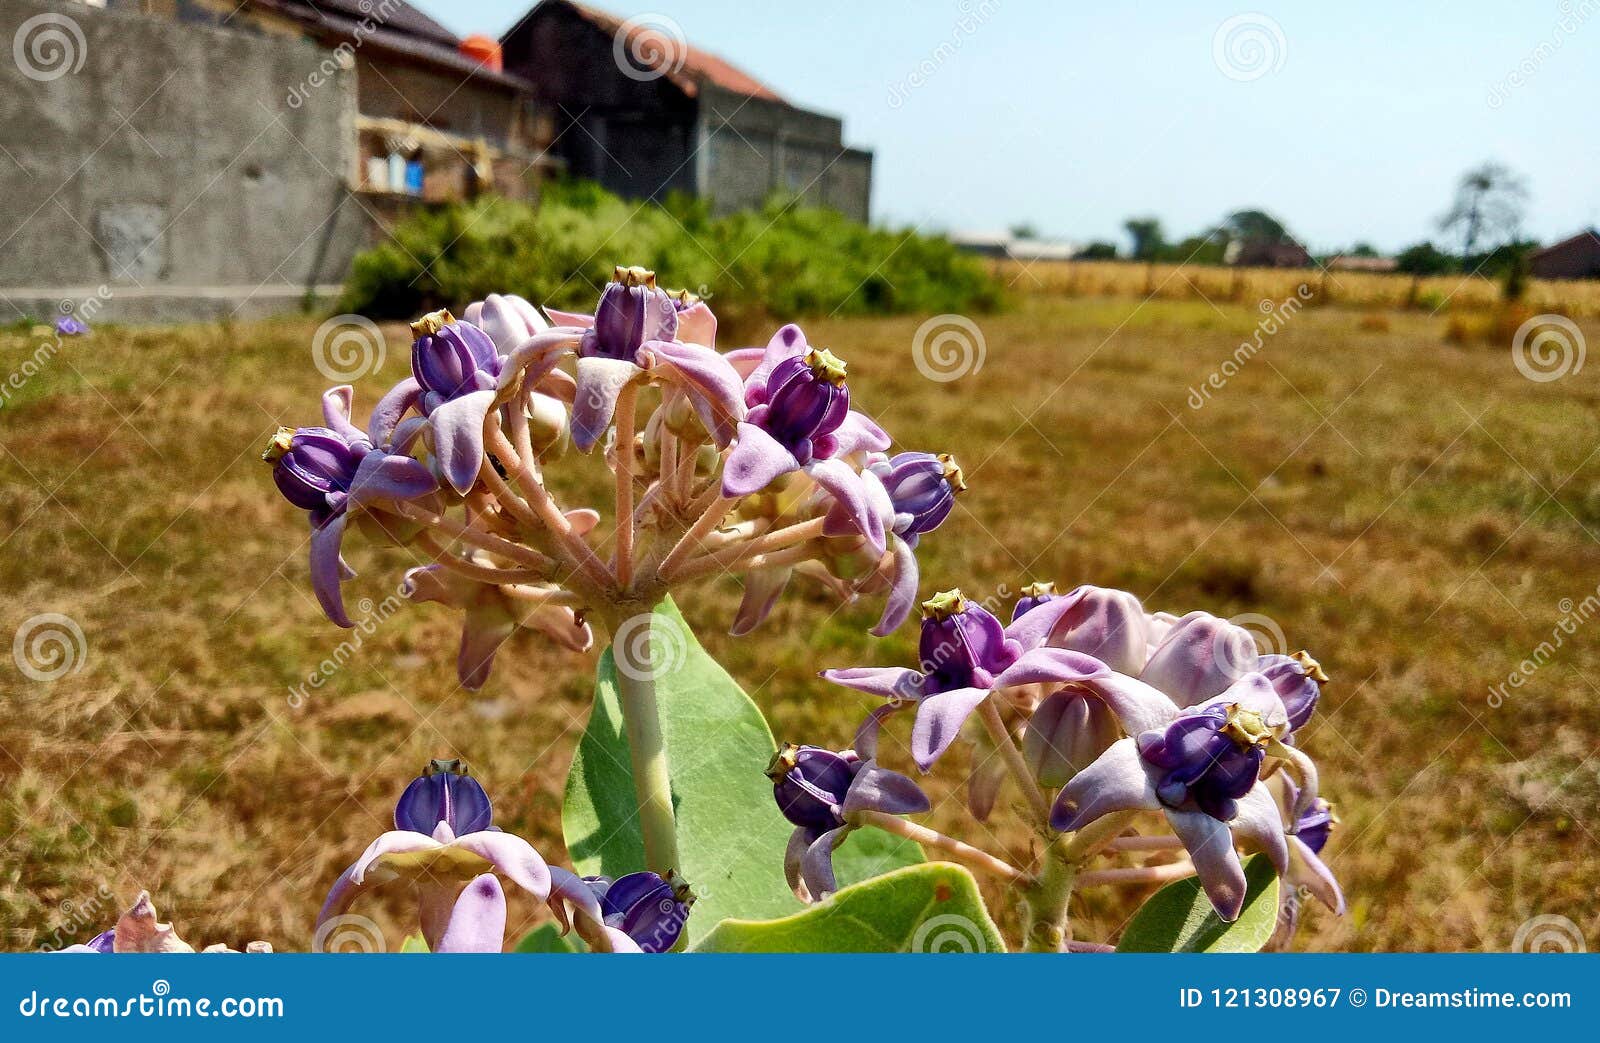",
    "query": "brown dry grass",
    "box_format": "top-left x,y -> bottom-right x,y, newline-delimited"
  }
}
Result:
2,296 -> 1598,952
998,258 -> 1600,318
